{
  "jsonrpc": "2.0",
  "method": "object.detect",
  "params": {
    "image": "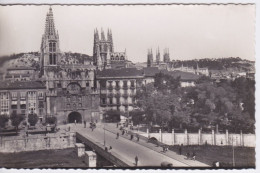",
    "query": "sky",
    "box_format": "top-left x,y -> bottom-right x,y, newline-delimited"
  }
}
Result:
0,4 -> 256,62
